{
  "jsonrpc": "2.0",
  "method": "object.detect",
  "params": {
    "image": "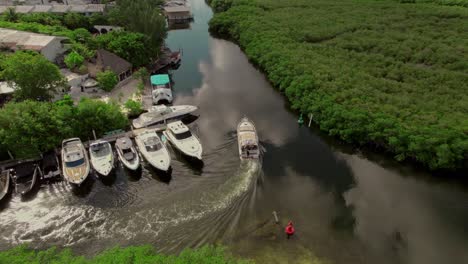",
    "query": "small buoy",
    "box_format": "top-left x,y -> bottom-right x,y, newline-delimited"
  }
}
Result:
298,114 -> 304,125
